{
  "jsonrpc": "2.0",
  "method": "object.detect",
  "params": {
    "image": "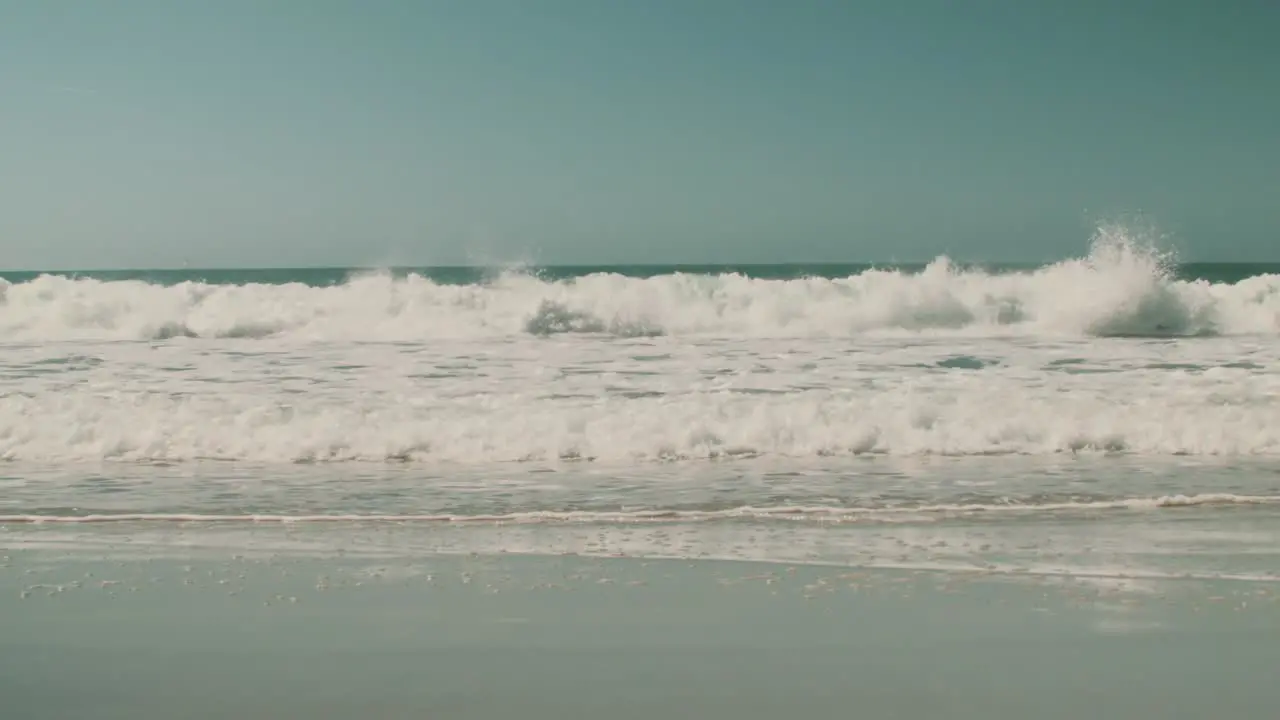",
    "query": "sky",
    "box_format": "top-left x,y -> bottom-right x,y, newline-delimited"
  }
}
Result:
1,0 -> 1277,269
